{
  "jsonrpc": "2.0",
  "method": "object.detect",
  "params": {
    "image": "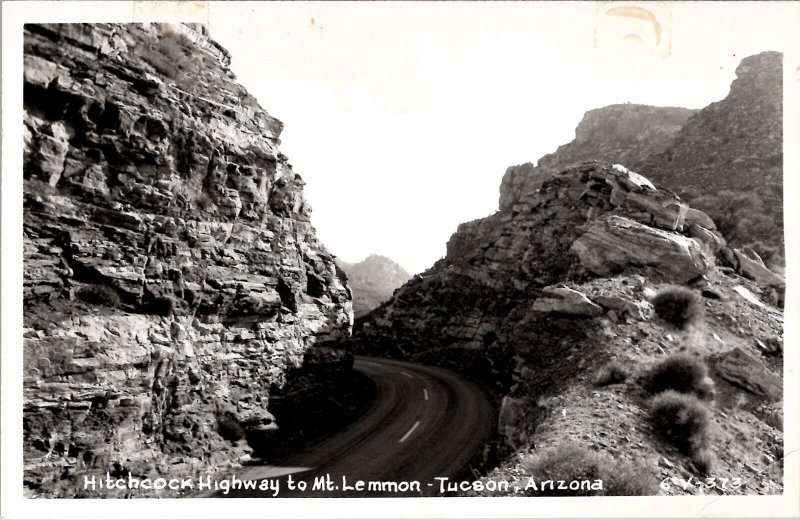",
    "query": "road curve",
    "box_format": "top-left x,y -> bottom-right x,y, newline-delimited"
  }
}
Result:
202,356 -> 495,498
